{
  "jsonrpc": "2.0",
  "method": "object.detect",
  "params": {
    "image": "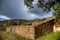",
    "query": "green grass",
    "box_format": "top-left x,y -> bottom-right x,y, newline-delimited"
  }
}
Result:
36,32 -> 60,40
0,31 -> 32,40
